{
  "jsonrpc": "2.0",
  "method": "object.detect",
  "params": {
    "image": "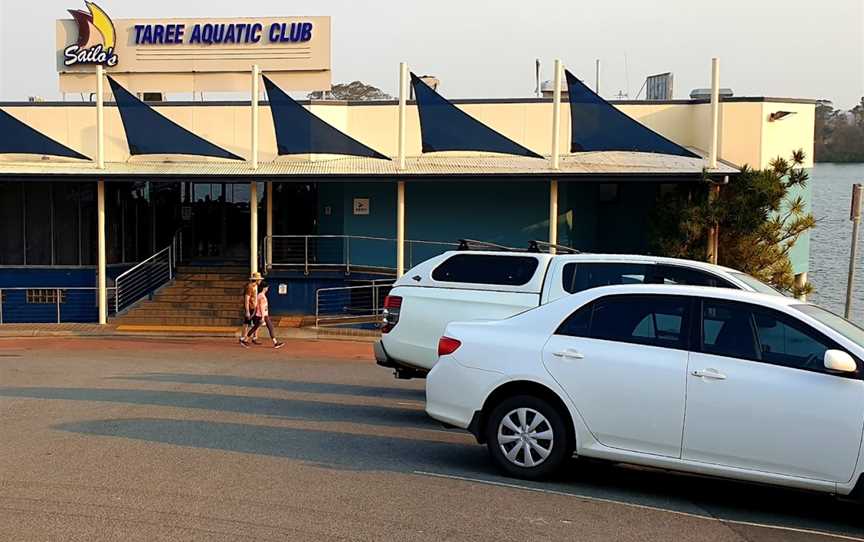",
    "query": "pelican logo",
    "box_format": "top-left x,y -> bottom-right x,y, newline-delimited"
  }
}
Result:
64,2 -> 119,67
